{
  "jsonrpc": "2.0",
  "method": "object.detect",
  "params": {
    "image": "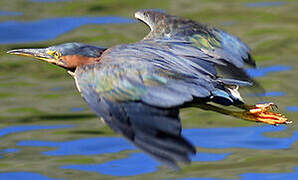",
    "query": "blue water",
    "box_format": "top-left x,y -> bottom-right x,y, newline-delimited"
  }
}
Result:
248,91 -> 286,97
16,125 -> 297,176
61,153 -> 159,176
18,136 -> 135,156
240,166 -> 298,180
0,17 -> 135,44
70,107 -> 84,112
175,178 -> 224,180
61,152 -> 231,177
0,148 -> 19,158
184,126 -> 297,150
287,106 -> 298,112
174,167 -> 298,180
192,152 -> 231,162
0,125 -> 74,138
245,1 -> 285,7
0,11 -> 22,16
246,65 -> 292,78
1,148 -> 19,153
0,172 -> 63,180
18,126 -> 295,157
